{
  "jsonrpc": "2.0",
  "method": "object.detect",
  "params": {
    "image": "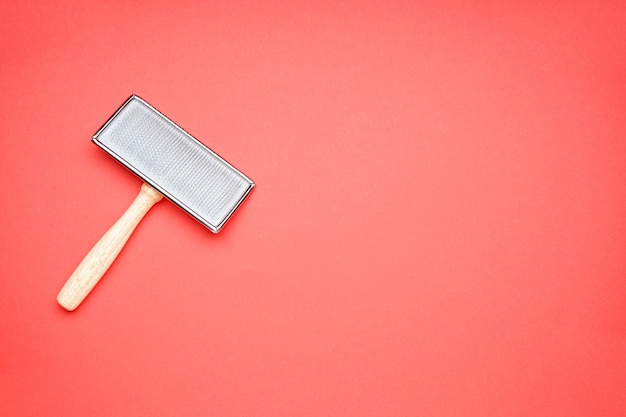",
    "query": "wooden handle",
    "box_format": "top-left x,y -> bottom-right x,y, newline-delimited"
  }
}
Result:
57,183 -> 163,311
